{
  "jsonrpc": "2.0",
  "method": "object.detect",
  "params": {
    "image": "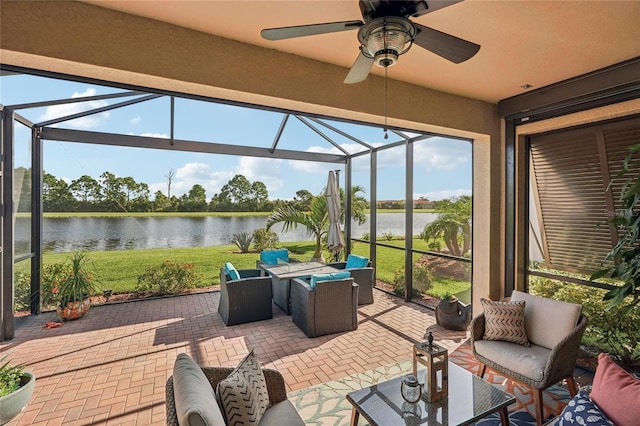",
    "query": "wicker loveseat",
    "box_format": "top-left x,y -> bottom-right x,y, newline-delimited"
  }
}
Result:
470,290 -> 588,426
